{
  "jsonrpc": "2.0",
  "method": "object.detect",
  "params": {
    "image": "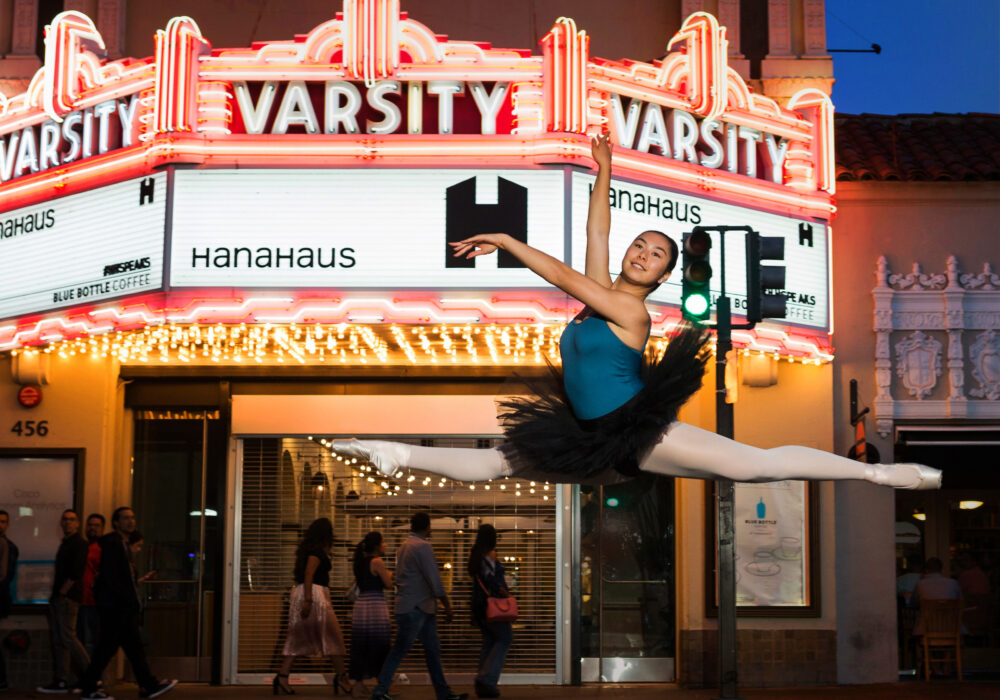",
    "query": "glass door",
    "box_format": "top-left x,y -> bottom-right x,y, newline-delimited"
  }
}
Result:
132,412 -> 224,681
579,475 -> 676,682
